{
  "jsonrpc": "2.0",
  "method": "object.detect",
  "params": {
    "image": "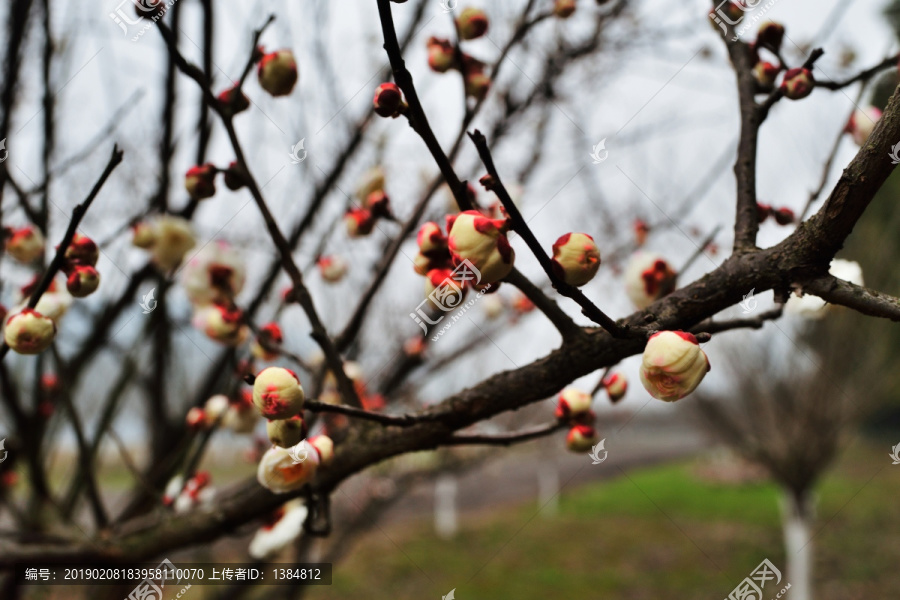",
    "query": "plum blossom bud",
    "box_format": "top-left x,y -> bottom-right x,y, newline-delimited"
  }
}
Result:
785,258 -> 863,319
204,394 -> 230,426
756,202 -> 772,223
257,443 -> 319,493
193,303 -> 248,346
136,215 -> 196,272
464,64 -> 491,100
512,293 -> 535,315
64,234 -> 99,267
267,415 -> 308,448
566,424 -> 599,453
447,210 -> 515,284
639,331 -> 710,402
251,322 -> 284,361
551,233 -> 601,287
772,207 -> 795,225
482,294 -> 504,320
5,227 -> 44,263
753,61 -> 780,91
554,0 -> 576,18
217,85 -> 250,115
603,372 -> 627,403
345,208 -> 375,237
457,7 -> 489,40
427,37 -> 456,73
185,163 -> 217,200
221,391 -> 258,433
14,279 -> 72,325
417,222 -> 448,256
253,367 -> 305,419
756,21 -> 785,52
366,192 -> 392,221
373,83 -> 405,118
4,309 -> 56,355
174,471 -> 215,513
555,387 -> 593,421
65,265 -> 100,298
317,255 -> 348,283
162,475 -> 184,506
257,50 -> 298,97
846,106 -> 882,146
309,435 -> 335,465
355,167 -> 386,200
624,252 -> 677,309
781,68 -> 814,100
223,161 -> 247,190
186,407 -> 207,429
182,241 -> 246,306
131,222 -> 157,249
